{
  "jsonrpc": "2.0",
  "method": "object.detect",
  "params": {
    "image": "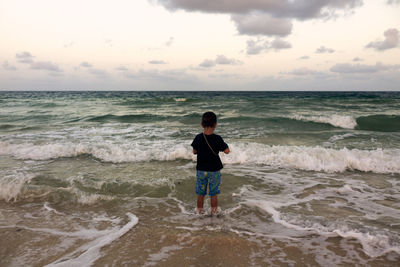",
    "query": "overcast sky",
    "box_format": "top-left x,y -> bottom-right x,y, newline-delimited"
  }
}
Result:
1,0 -> 399,90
